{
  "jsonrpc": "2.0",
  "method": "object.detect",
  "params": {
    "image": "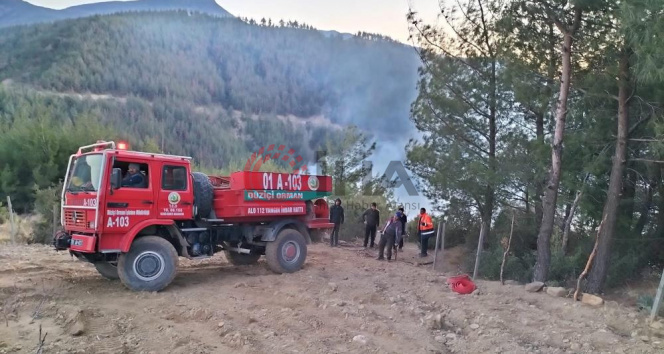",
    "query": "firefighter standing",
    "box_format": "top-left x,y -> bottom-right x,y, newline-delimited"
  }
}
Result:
418,207 -> 435,257
397,207 -> 407,250
329,198 -> 344,247
362,203 -> 380,248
